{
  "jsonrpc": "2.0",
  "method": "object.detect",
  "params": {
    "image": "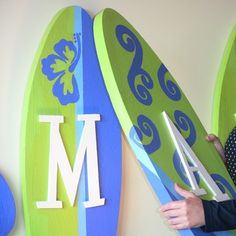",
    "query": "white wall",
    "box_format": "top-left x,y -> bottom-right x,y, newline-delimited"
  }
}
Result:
1,0 -> 236,235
